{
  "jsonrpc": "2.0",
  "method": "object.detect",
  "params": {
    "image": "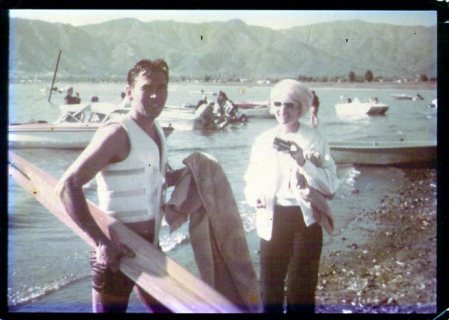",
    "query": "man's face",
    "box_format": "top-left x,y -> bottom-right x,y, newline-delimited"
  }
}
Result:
127,71 -> 168,120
